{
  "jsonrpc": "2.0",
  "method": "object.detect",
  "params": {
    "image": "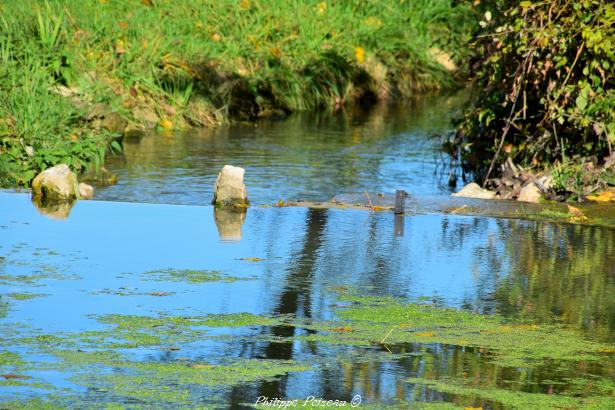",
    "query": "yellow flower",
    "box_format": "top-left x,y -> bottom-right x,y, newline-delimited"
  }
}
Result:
269,47 -> 282,58
317,2 -> 326,16
211,33 -> 222,42
355,46 -> 365,64
159,119 -> 173,130
115,39 -> 126,55
240,0 -> 250,10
